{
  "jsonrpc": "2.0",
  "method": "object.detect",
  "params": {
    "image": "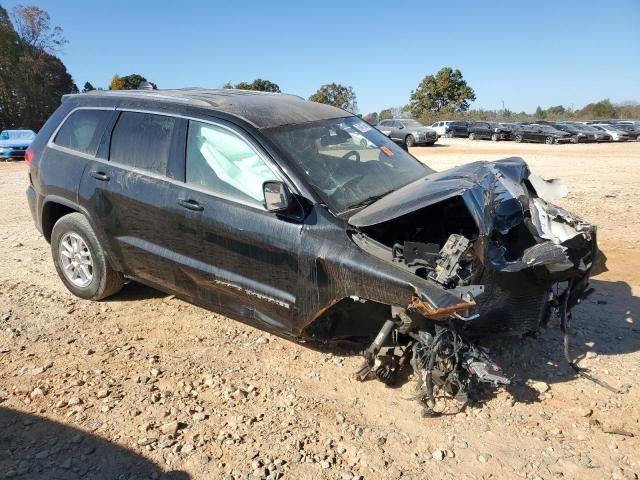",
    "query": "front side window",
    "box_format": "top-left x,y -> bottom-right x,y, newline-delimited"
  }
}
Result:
54,110 -> 111,155
110,112 -> 178,175
186,121 -> 278,206
265,116 -> 432,213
